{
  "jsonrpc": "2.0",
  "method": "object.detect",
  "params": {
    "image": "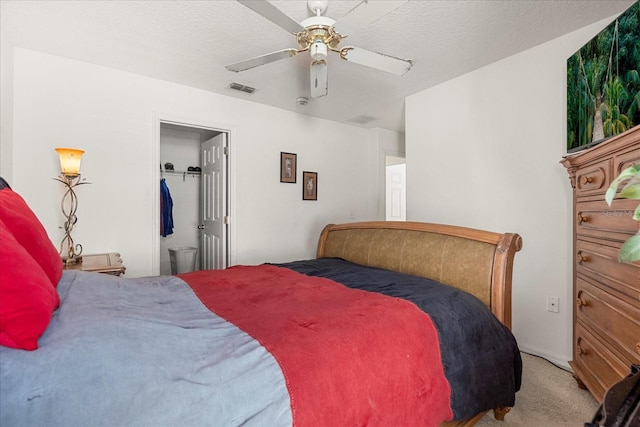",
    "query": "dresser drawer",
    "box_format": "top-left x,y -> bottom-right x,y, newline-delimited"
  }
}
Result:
576,277 -> 640,364
576,239 -> 640,299
576,199 -> 638,242
575,158 -> 610,197
614,144 -> 640,176
574,322 -> 629,400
